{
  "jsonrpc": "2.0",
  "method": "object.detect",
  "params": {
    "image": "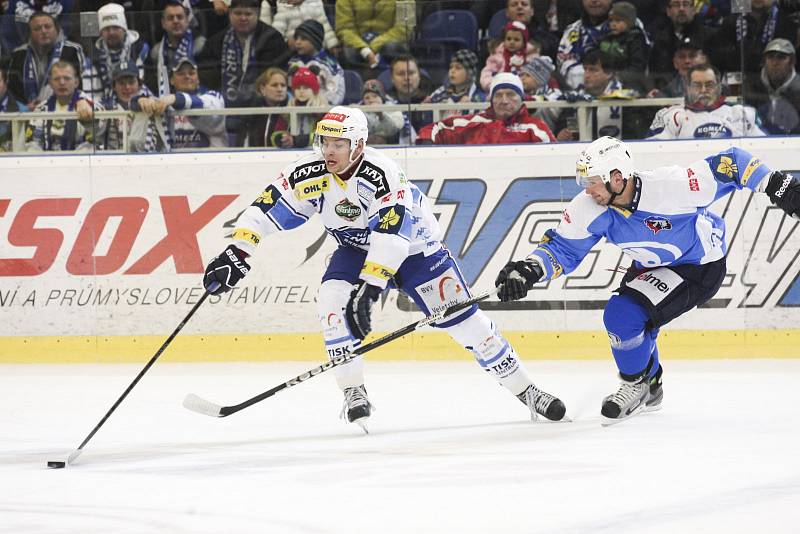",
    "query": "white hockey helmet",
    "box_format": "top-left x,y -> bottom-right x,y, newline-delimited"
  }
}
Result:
313,106 -> 369,163
575,136 -> 635,187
